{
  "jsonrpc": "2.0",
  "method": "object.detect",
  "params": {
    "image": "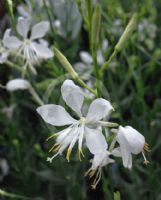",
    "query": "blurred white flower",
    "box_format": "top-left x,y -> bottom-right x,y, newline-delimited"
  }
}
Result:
1,104 -> 15,119
3,17 -> 54,75
80,51 -> 93,64
113,126 -> 149,169
6,78 -> 31,91
0,158 -> 9,182
85,128 -> 114,189
37,79 -> 113,162
0,29 -> 11,64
